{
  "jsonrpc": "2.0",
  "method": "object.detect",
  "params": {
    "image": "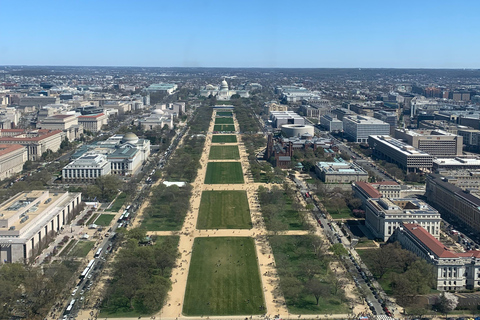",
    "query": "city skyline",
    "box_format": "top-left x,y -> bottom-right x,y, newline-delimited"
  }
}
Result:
2,0 -> 480,68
